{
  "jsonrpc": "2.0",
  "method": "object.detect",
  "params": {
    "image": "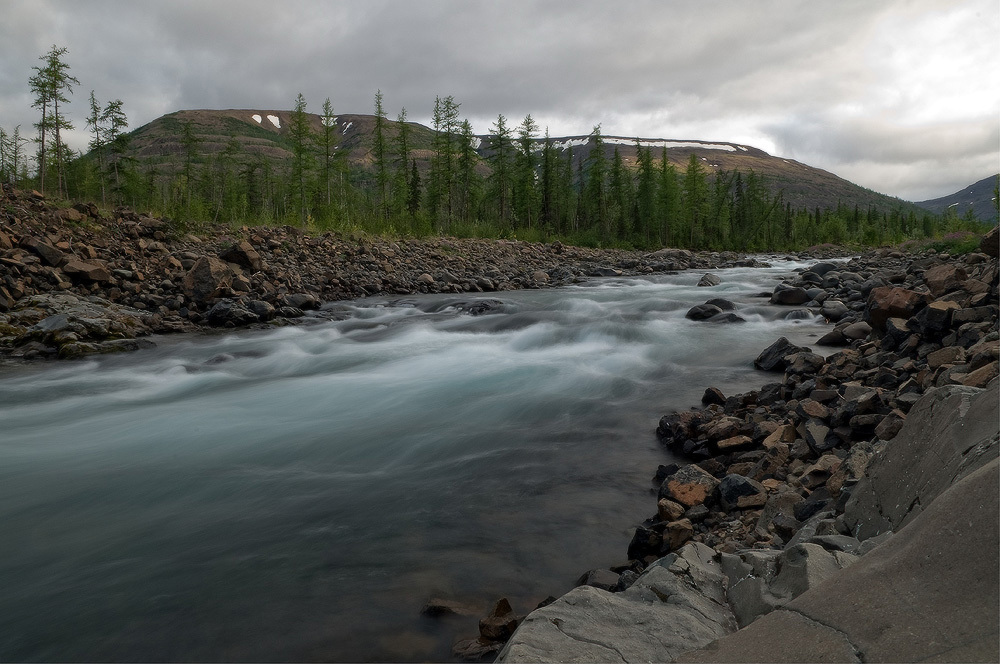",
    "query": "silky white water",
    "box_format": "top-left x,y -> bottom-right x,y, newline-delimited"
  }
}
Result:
0,261 -> 832,661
